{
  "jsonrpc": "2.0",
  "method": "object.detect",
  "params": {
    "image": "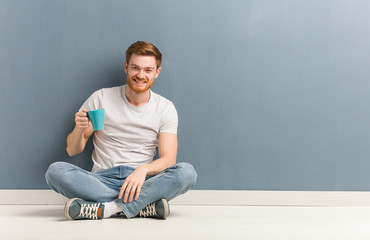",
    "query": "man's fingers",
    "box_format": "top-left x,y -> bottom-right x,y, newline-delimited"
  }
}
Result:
123,184 -> 132,203
76,116 -> 88,122
128,184 -> 138,202
76,120 -> 89,125
76,111 -> 88,118
75,113 -> 89,129
119,182 -> 128,199
134,185 -> 141,201
118,188 -> 123,199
